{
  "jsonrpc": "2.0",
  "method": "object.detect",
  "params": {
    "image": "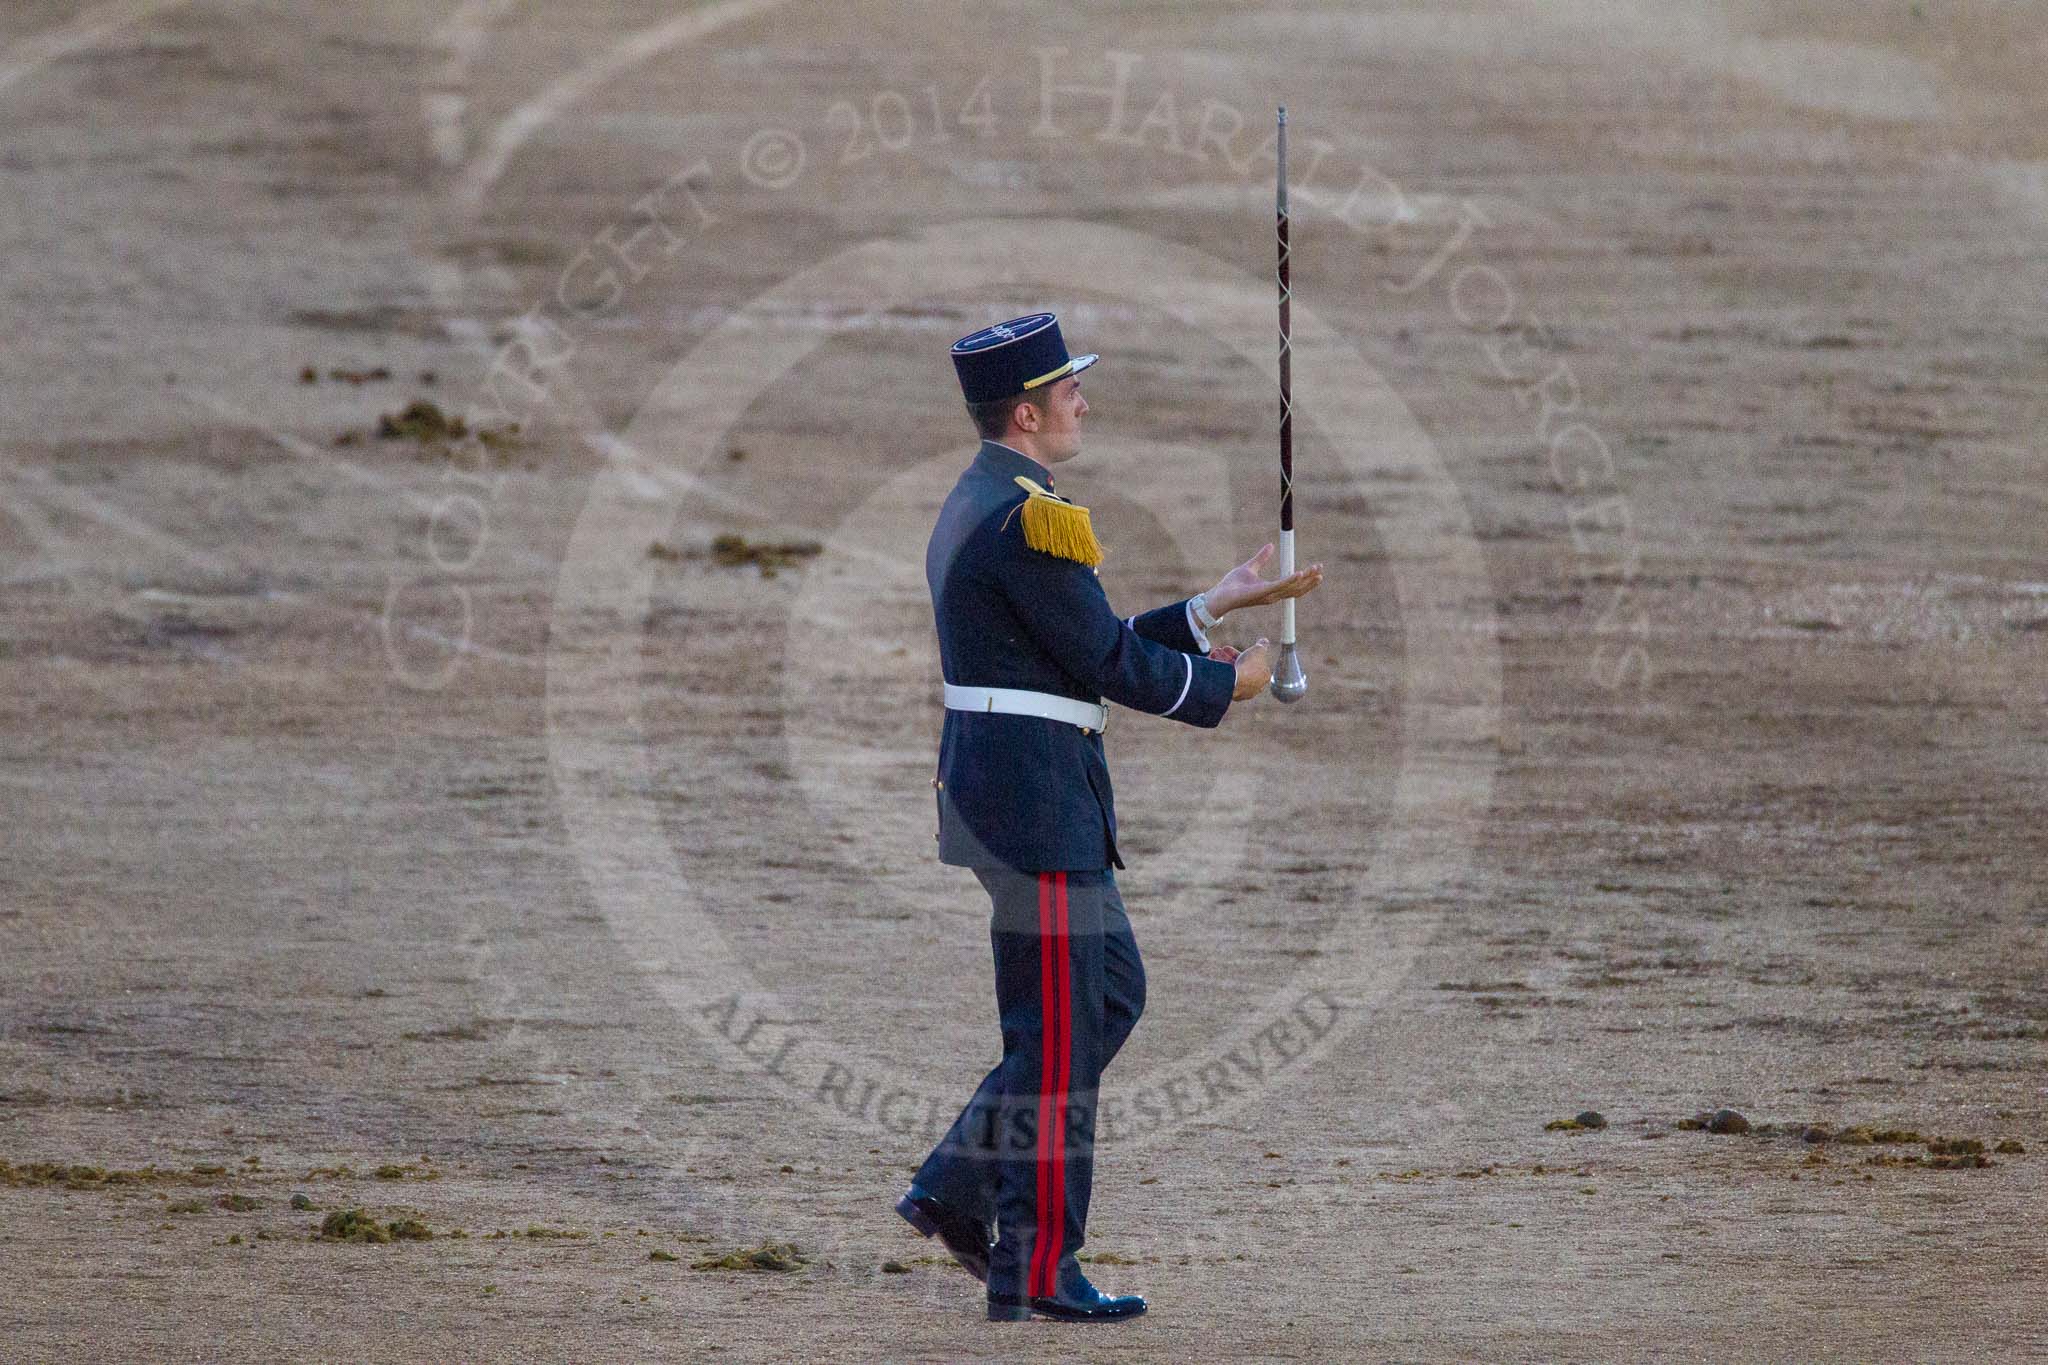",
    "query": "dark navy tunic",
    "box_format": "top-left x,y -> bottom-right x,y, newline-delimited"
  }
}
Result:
927,439 -> 1235,872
